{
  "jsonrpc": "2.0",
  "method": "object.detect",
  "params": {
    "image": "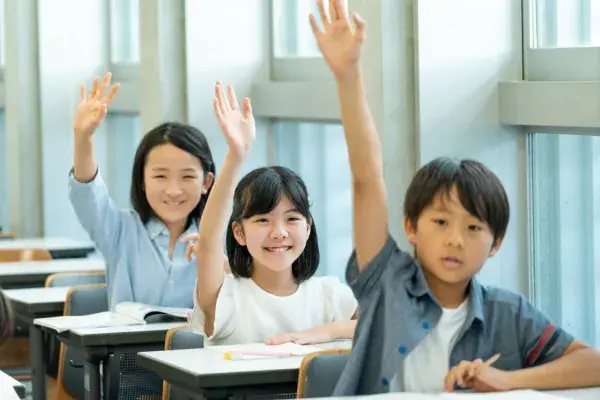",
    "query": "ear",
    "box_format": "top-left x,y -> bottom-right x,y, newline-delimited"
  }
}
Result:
488,237 -> 503,258
404,217 -> 417,246
232,221 -> 246,246
306,218 -> 312,236
202,172 -> 215,194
